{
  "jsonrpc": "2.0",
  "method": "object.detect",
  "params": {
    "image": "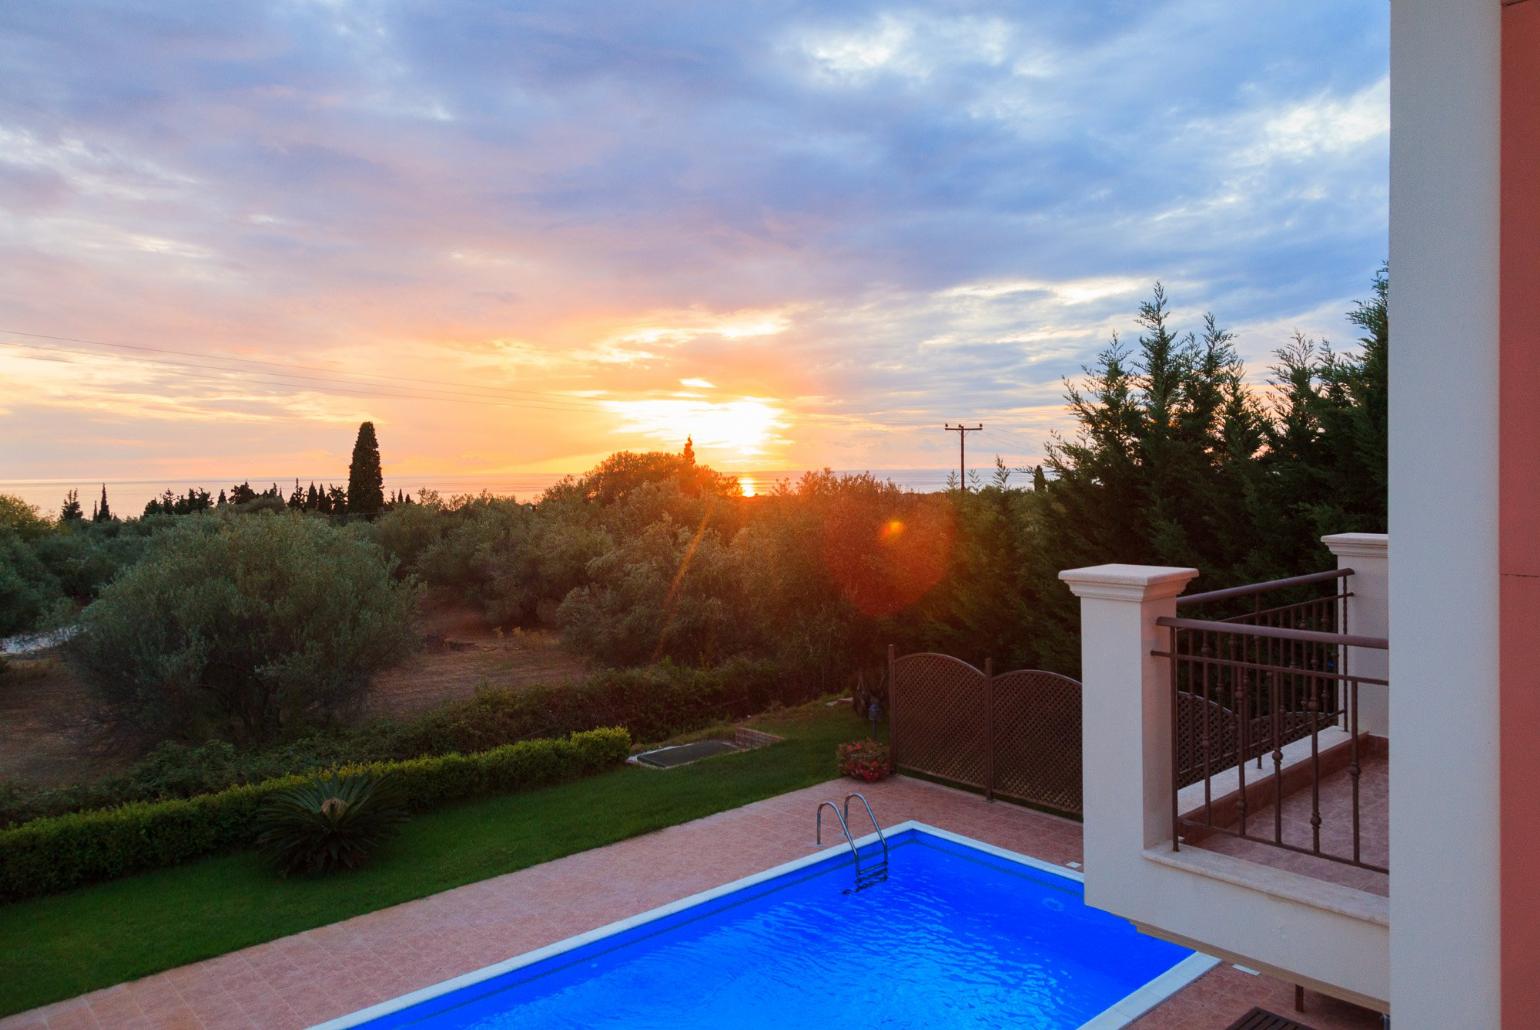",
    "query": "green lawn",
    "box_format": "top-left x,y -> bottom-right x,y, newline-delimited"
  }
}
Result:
0,703 -> 876,1017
